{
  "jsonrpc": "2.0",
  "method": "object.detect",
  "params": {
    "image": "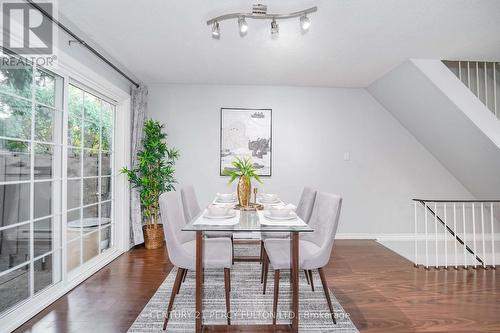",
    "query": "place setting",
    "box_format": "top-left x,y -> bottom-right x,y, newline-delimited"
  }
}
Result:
214,192 -> 238,204
260,204 -> 307,226
194,204 -> 239,225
